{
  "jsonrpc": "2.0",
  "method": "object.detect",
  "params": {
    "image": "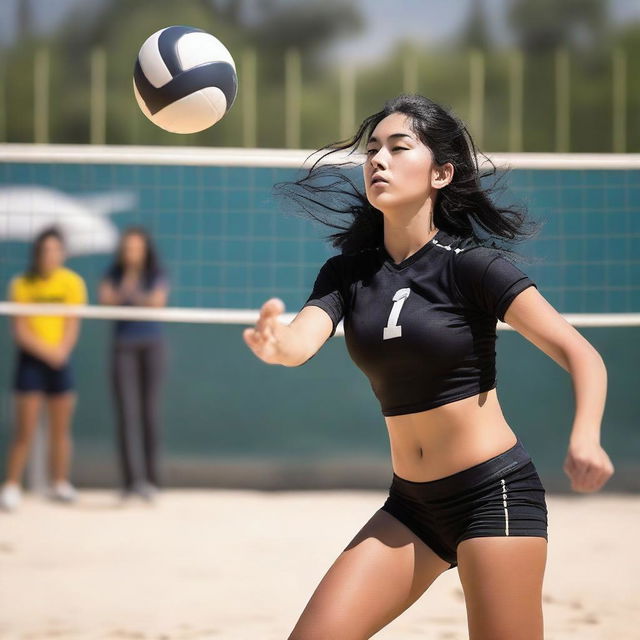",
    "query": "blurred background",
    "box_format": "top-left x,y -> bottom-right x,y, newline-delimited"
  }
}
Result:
0,0 -> 638,493
1,0 -> 640,150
